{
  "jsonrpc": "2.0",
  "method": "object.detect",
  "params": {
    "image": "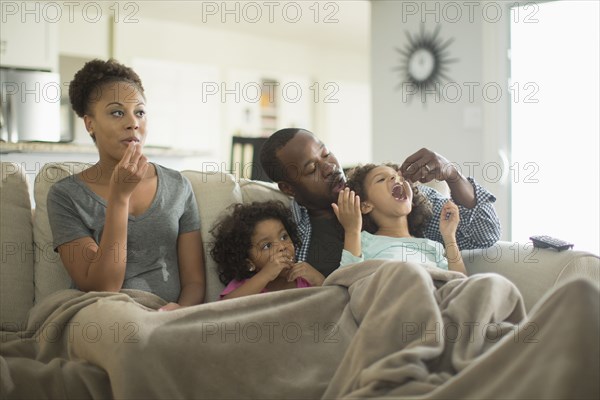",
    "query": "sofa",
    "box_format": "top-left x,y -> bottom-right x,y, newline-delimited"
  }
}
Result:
1,160 -> 599,331
0,162 -> 600,331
